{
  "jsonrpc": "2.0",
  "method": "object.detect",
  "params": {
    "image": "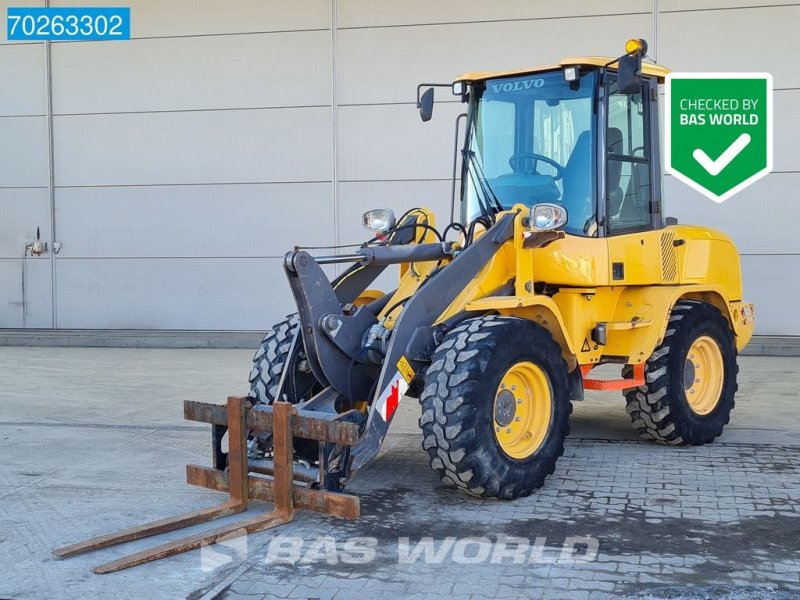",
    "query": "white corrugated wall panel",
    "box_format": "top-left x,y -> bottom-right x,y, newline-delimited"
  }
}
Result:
0,1 -> 797,336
